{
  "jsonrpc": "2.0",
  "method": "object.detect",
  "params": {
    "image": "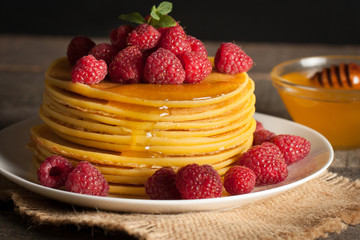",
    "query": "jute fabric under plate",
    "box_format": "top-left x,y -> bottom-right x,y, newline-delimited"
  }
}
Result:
1,171 -> 360,240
